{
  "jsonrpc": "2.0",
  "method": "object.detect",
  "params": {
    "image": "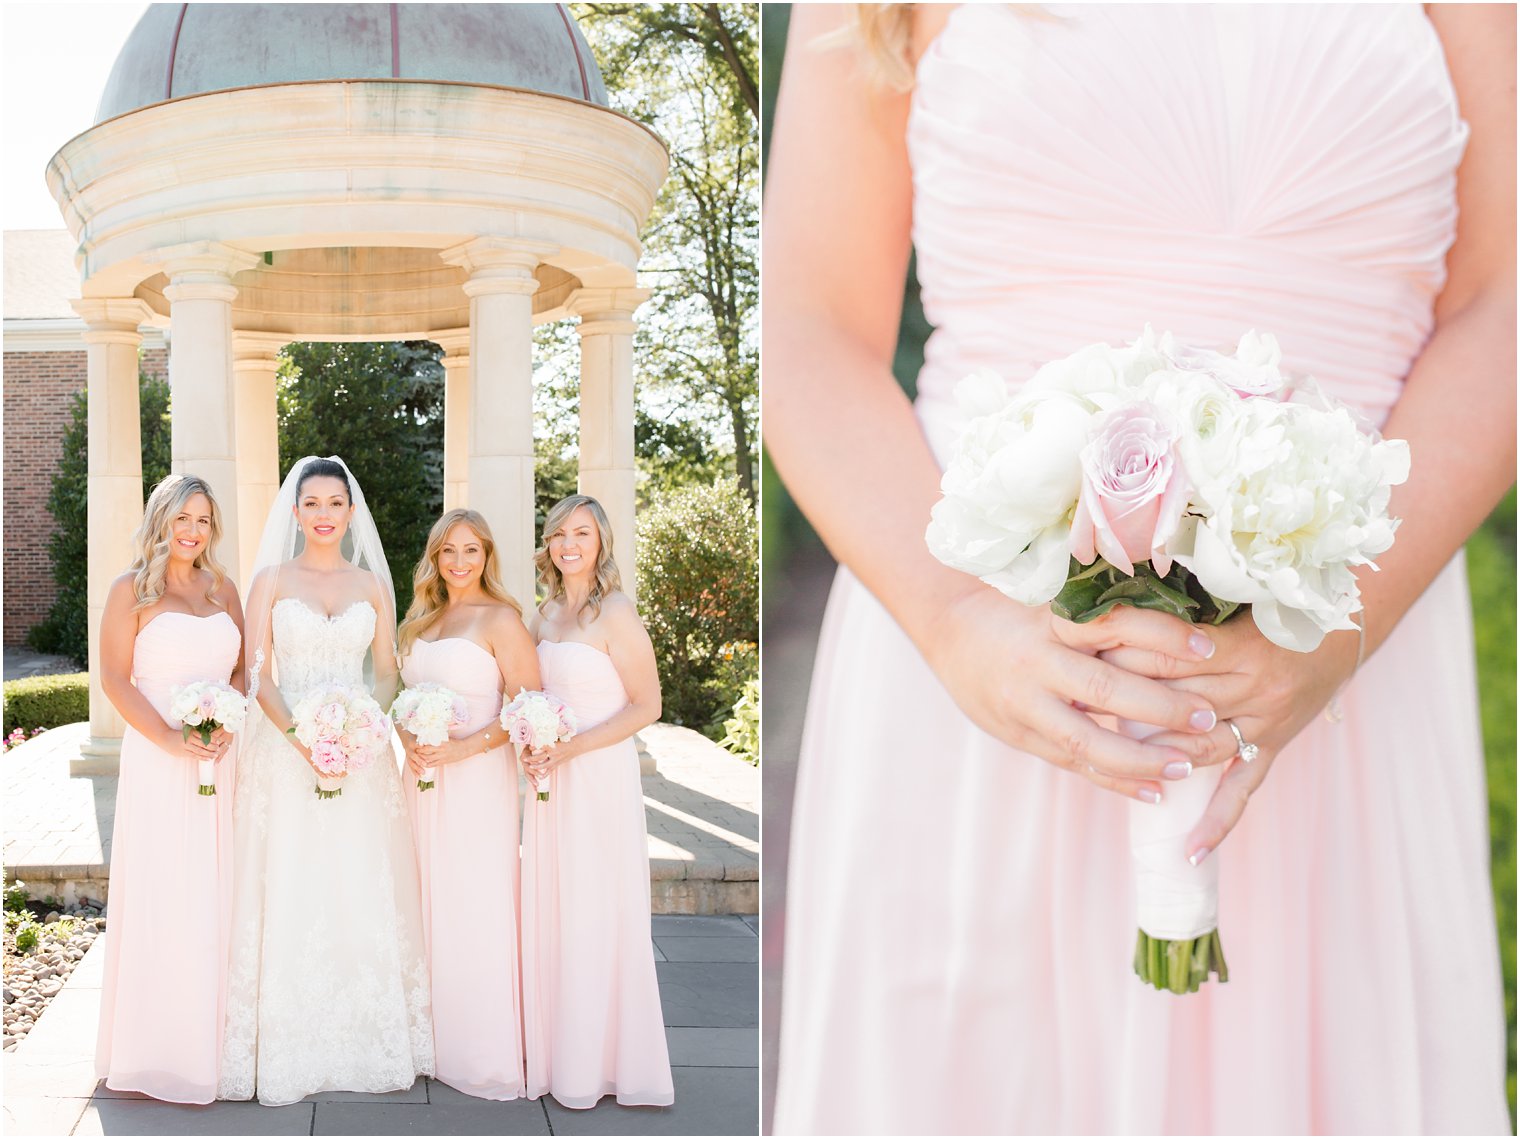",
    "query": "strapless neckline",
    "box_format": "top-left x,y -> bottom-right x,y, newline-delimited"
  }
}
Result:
413,636 -> 494,663
538,639 -> 611,660
137,609 -> 236,640
274,597 -> 375,623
